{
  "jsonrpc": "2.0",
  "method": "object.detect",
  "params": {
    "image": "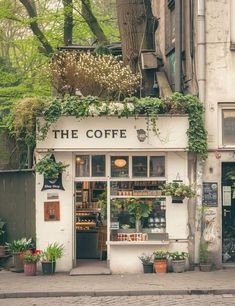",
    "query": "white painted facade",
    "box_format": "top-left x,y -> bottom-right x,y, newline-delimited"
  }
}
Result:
36,116 -> 191,273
